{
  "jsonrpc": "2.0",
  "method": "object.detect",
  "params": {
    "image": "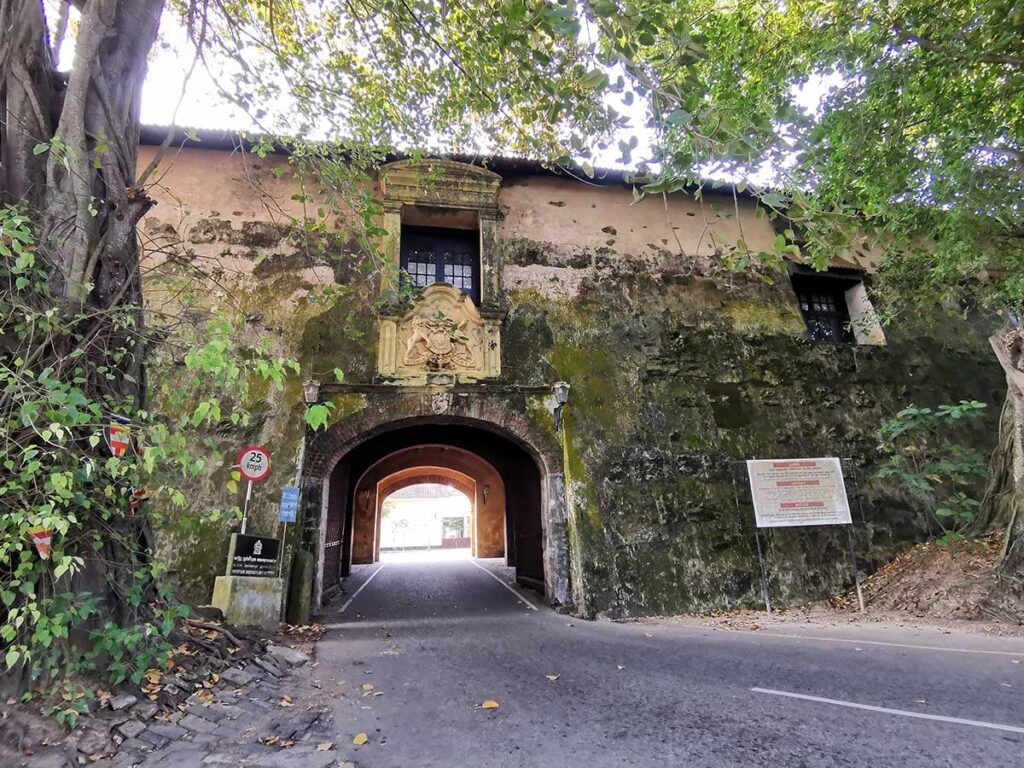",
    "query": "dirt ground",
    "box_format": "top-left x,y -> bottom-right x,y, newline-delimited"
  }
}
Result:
649,530 -> 1024,639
